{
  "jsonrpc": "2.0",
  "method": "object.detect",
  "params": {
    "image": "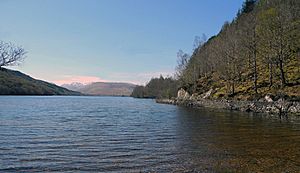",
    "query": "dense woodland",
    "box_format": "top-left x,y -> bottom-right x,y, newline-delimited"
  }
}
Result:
131,76 -> 178,99
132,0 -> 300,100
